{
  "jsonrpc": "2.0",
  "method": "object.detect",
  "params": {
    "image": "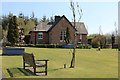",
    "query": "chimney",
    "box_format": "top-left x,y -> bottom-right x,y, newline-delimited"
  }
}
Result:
55,16 -> 61,21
